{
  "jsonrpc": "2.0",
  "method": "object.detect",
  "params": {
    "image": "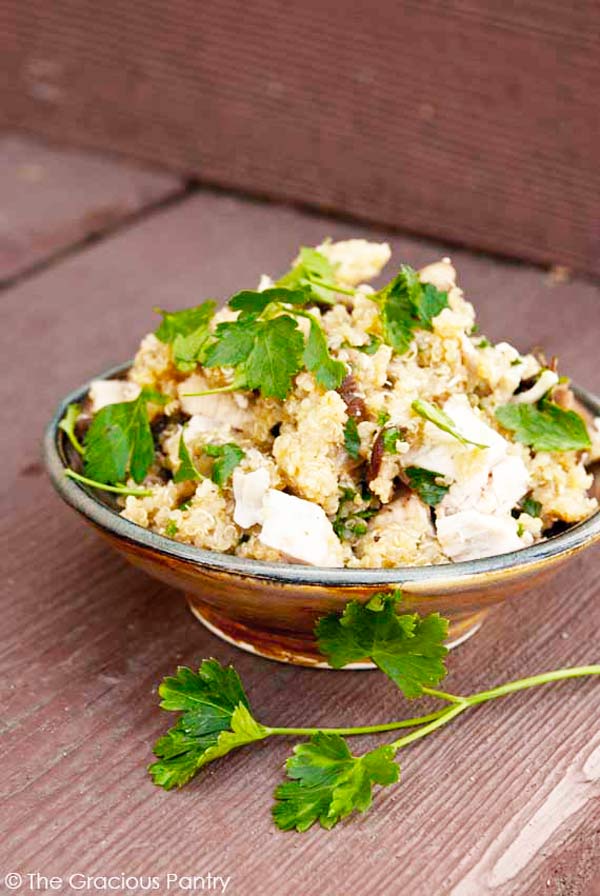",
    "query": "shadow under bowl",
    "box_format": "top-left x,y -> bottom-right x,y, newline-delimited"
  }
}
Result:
44,362 -> 600,666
